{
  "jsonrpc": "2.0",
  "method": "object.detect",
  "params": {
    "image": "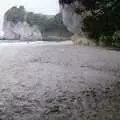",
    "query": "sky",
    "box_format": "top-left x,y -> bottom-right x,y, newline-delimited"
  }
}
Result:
0,0 -> 59,35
